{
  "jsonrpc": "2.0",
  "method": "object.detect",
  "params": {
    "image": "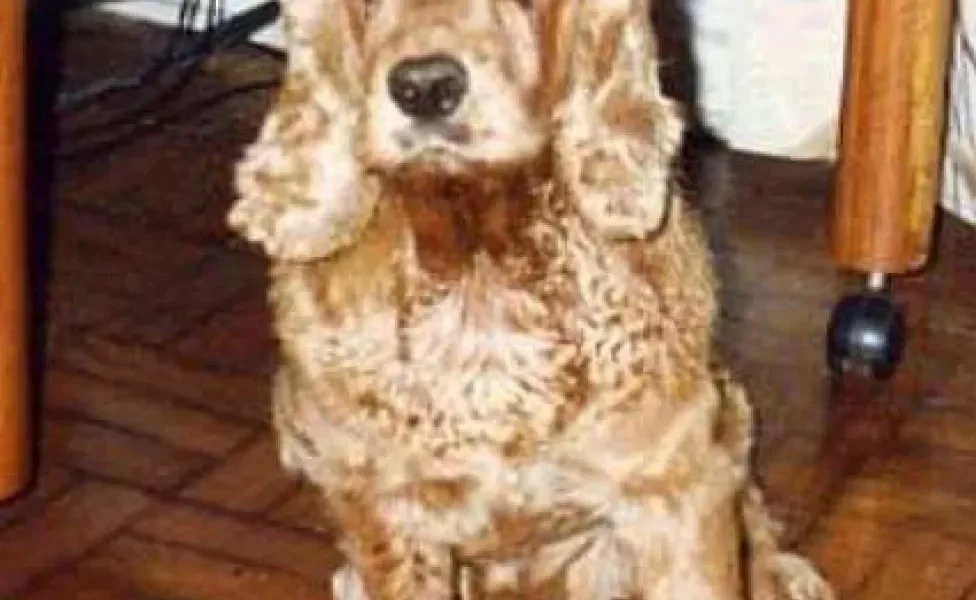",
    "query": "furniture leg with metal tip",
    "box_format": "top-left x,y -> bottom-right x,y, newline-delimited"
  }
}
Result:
828,0 -> 955,379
